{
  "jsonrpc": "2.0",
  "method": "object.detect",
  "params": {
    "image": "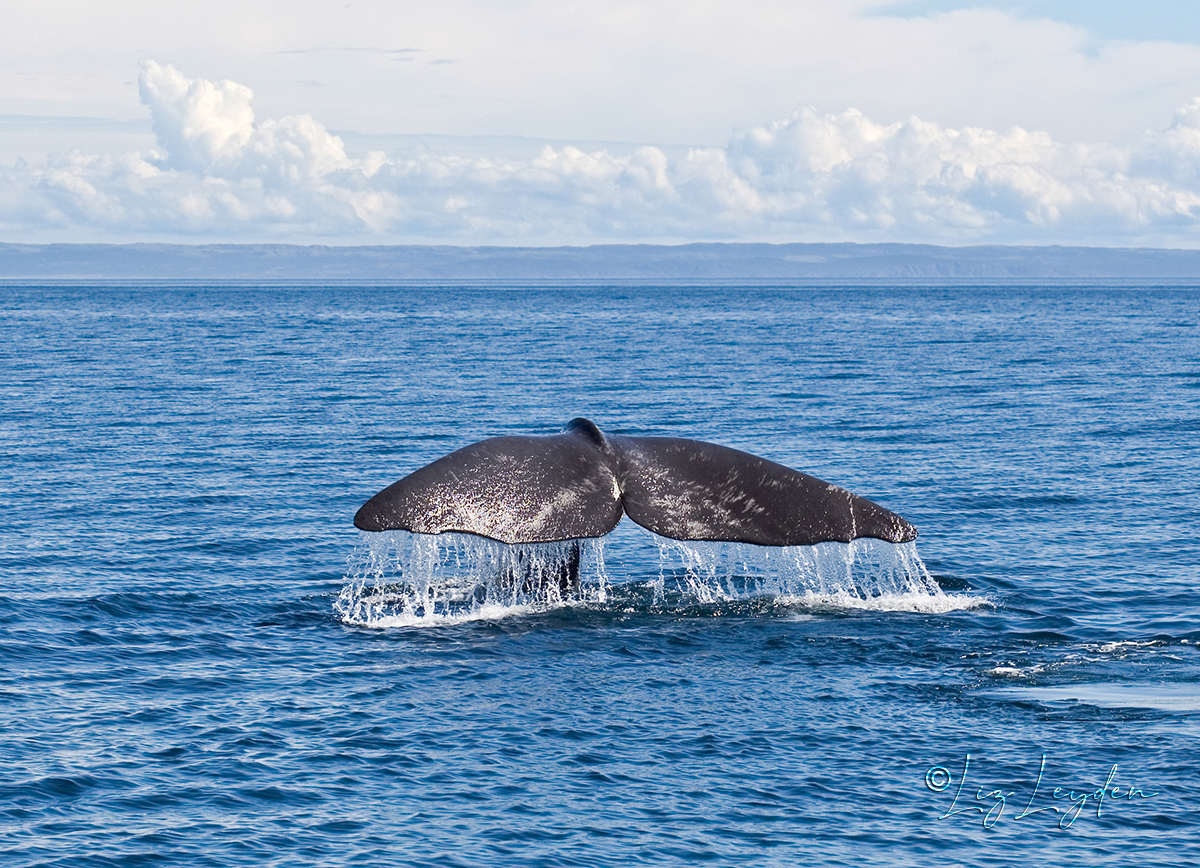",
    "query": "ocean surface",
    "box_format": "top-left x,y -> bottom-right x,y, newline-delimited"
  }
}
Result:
2,283 -> 1198,866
